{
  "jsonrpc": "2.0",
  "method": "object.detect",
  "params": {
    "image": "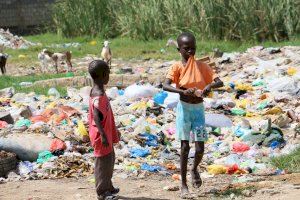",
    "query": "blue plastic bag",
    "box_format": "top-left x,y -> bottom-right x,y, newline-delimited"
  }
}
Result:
130,148 -> 150,158
141,163 -> 164,172
153,91 -> 168,105
140,133 -> 158,147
